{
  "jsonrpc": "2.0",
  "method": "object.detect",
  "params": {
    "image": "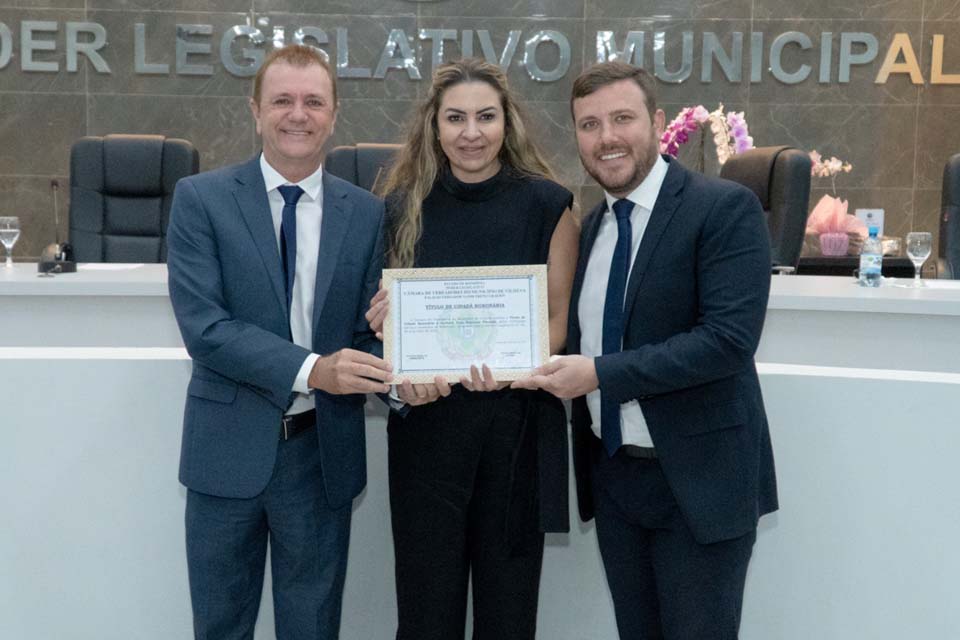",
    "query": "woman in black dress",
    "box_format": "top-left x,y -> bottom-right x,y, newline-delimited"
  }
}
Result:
367,58 -> 579,639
